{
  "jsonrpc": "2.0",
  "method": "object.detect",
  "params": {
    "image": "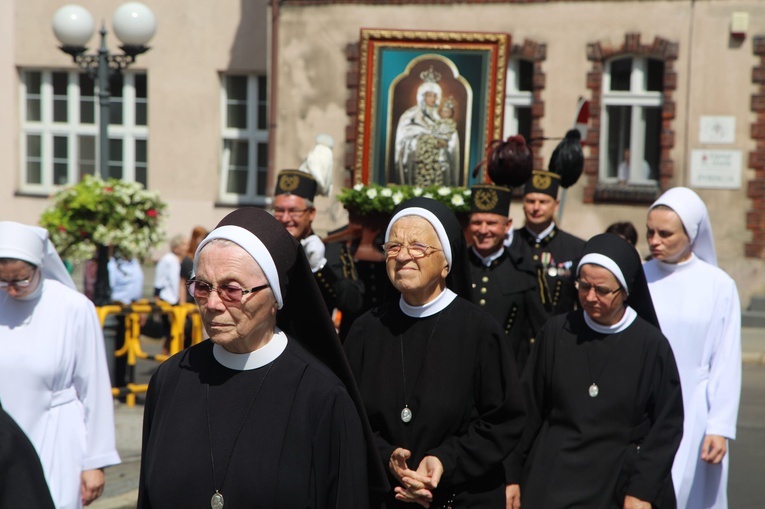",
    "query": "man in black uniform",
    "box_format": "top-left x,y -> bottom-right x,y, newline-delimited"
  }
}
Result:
511,170 -> 587,316
273,170 -> 361,314
467,184 -> 550,372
